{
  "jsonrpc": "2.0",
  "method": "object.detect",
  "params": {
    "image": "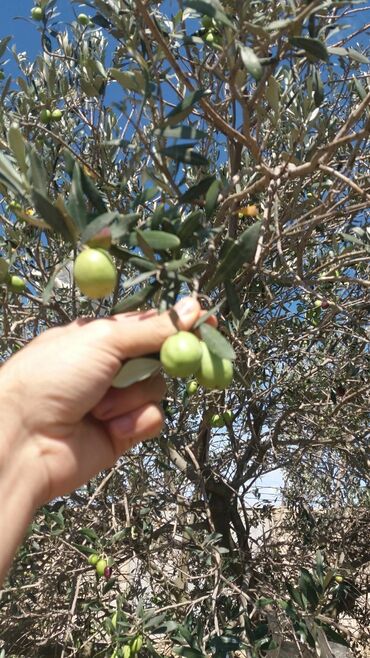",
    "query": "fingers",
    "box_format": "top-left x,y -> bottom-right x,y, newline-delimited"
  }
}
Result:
93,297 -> 202,361
92,373 -> 167,421
105,402 -> 164,455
